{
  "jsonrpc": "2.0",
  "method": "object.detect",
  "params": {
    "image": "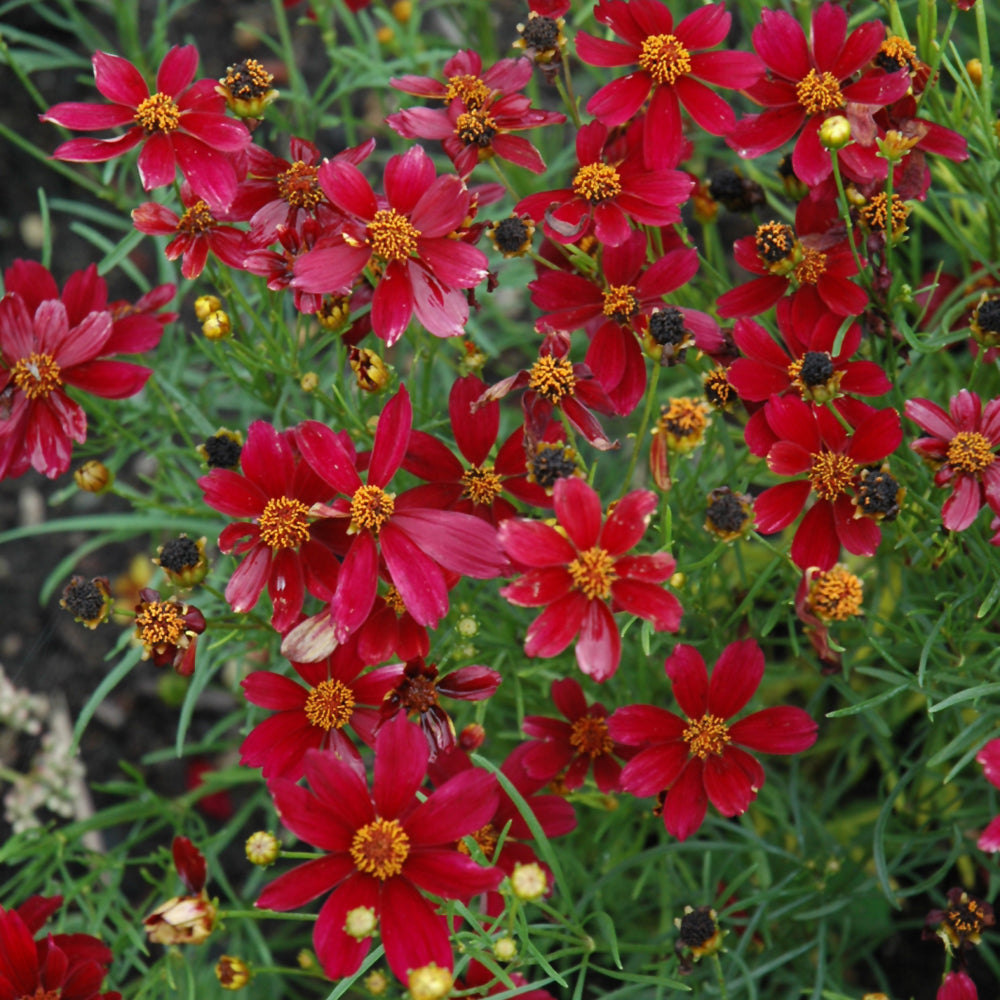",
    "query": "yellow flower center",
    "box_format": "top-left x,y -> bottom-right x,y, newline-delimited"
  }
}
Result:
859,192 -> 910,238
808,451 -> 857,501
795,69 -> 845,116
947,431 -> 996,475
445,74 -> 491,108
682,713 -> 731,758
366,208 -> 420,262
569,715 -> 614,758
135,601 -> 185,646
384,585 -> 406,615
754,221 -> 797,270
350,818 -> 410,879
461,465 -> 503,506
455,107 -> 497,147
572,162 -> 622,203
656,397 -> 710,452
878,35 -> 917,71
638,33 -> 692,86
457,822 -> 499,860
134,91 -> 181,133
11,352 -> 62,400
807,567 -> 863,621
528,355 -> 576,403
350,484 -> 395,533
304,678 -> 356,731
177,200 -> 216,234
257,496 -> 311,550
794,248 -> 828,285
568,546 -> 617,600
277,161 -> 326,210
602,284 -> 639,320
